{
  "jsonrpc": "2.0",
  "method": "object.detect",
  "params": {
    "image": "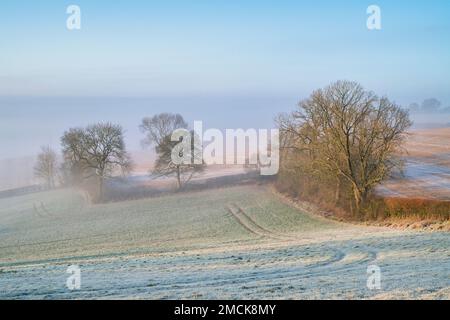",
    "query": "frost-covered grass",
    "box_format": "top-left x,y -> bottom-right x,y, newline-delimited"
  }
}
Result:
0,185 -> 337,264
0,185 -> 448,299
